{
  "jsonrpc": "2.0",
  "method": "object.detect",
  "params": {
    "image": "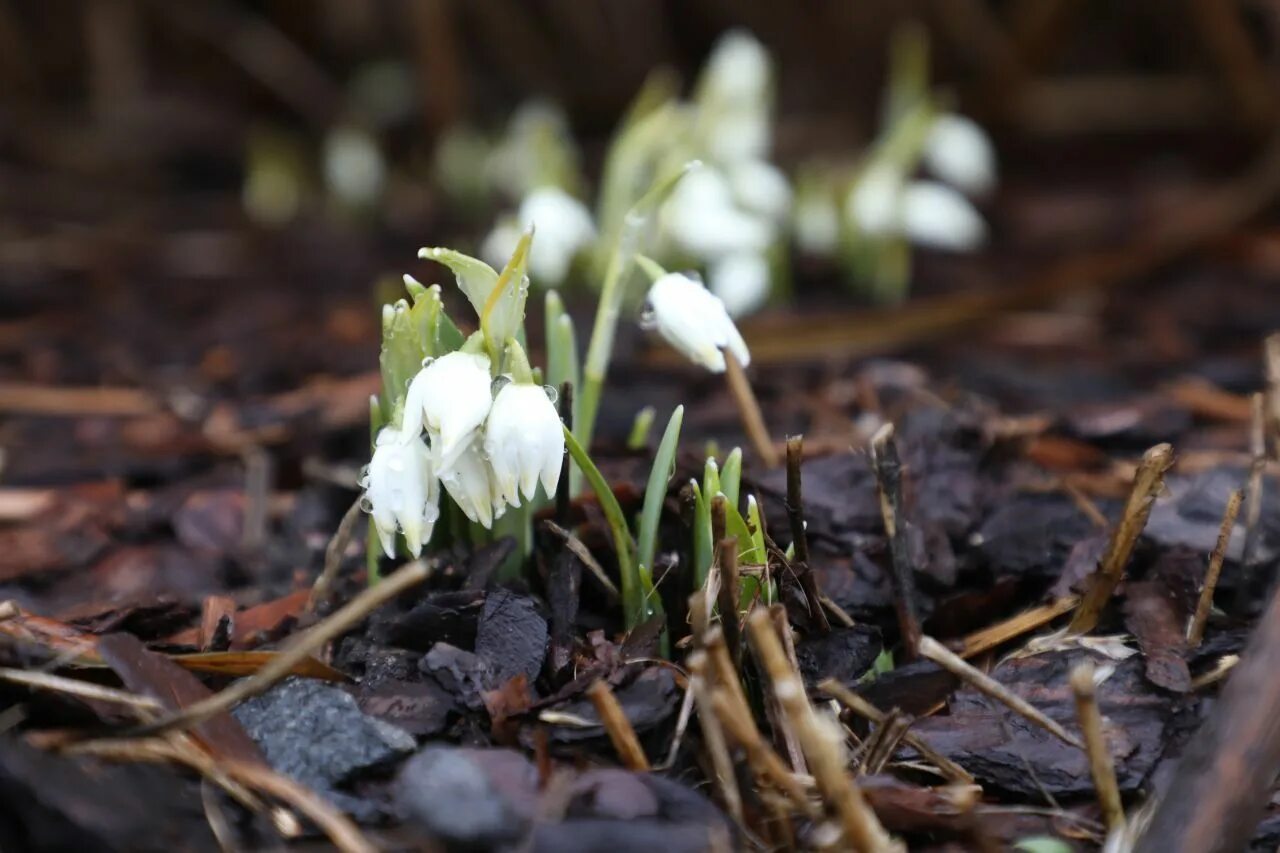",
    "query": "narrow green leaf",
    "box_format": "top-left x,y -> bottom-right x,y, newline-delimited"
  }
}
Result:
637,406 -> 683,576
720,447 -> 742,510
692,480 -> 712,589
627,406 -> 656,450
